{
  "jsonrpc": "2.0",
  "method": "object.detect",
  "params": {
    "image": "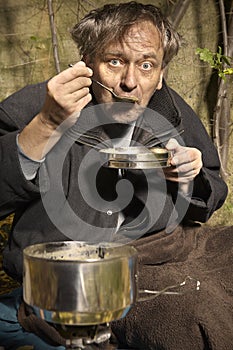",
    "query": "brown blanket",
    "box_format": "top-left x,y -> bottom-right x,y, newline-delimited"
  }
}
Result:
111,224 -> 233,350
